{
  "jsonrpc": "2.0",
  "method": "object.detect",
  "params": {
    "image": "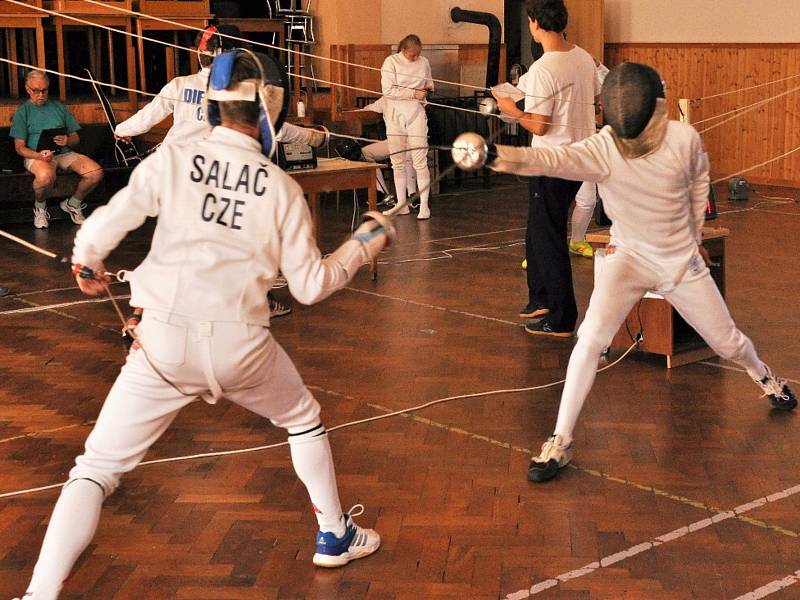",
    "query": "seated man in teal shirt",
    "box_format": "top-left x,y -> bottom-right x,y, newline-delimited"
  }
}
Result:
10,70 -> 103,228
